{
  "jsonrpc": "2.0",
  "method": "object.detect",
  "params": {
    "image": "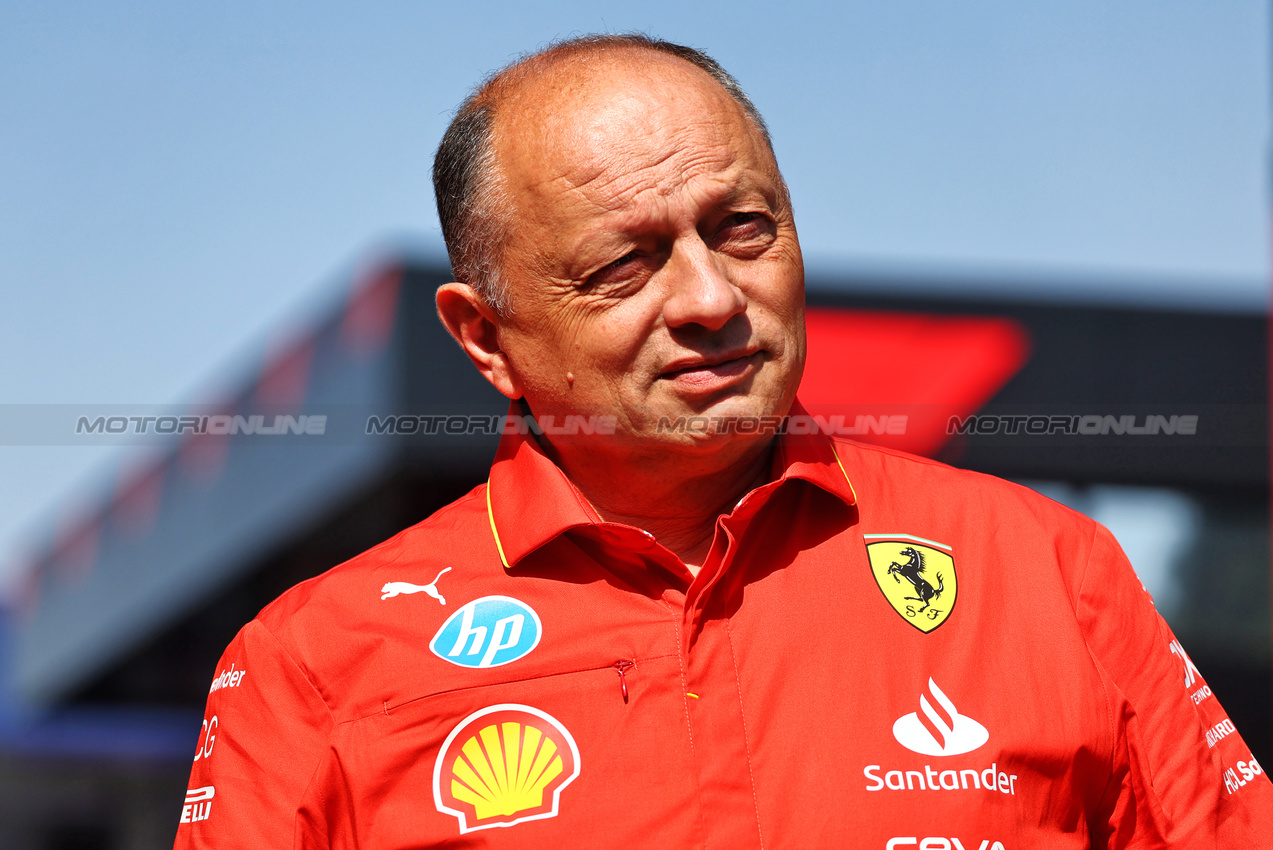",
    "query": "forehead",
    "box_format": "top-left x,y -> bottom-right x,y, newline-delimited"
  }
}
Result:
490,51 -> 777,235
